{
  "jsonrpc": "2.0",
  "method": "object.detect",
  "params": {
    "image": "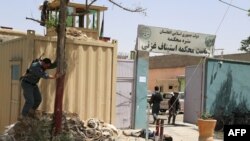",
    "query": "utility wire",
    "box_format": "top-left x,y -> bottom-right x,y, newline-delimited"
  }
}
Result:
218,0 -> 248,12
163,57 -> 206,113
30,0 -> 40,18
215,0 -> 233,35
185,57 -> 206,88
